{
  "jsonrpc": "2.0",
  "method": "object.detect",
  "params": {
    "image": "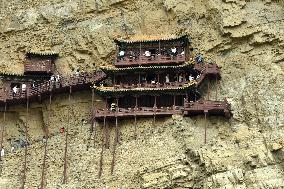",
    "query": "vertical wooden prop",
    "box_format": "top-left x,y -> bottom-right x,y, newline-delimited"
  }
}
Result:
105,99 -> 109,149
63,86 -> 71,184
0,102 -> 6,162
215,75 -> 218,101
204,112 -> 207,144
40,93 -> 52,189
98,98 -> 107,178
91,89 -> 97,148
153,96 -> 157,125
111,98 -> 119,174
21,88 -> 29,189
134,96 -> 138,139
